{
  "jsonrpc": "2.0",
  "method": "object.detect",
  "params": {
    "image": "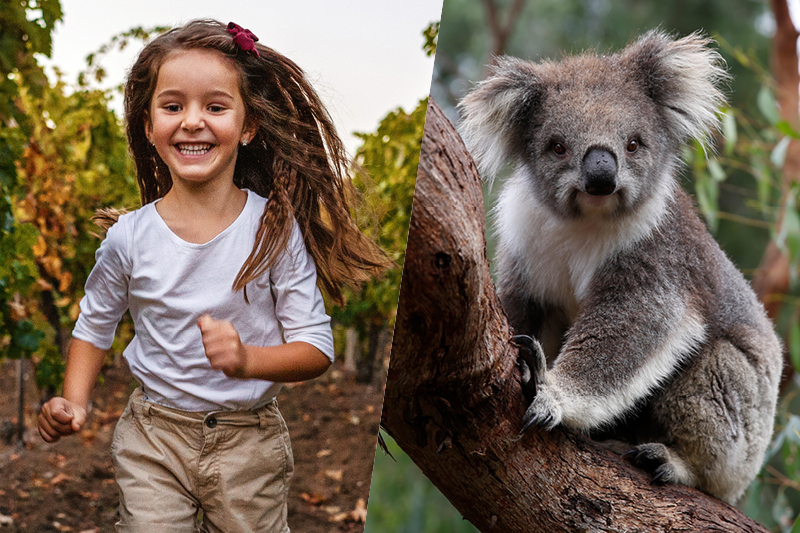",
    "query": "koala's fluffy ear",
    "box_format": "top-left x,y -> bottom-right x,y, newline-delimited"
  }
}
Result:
623,30 -> 728,144
458,57 -> 542,182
